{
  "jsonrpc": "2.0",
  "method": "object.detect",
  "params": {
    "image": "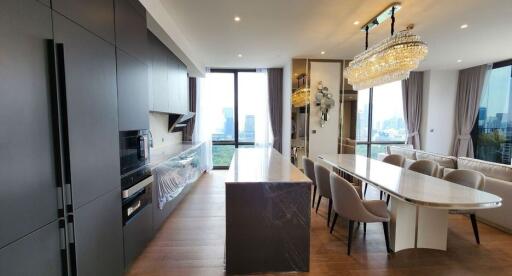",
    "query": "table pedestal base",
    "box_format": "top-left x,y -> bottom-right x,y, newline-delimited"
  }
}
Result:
389,198 -> 448,252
